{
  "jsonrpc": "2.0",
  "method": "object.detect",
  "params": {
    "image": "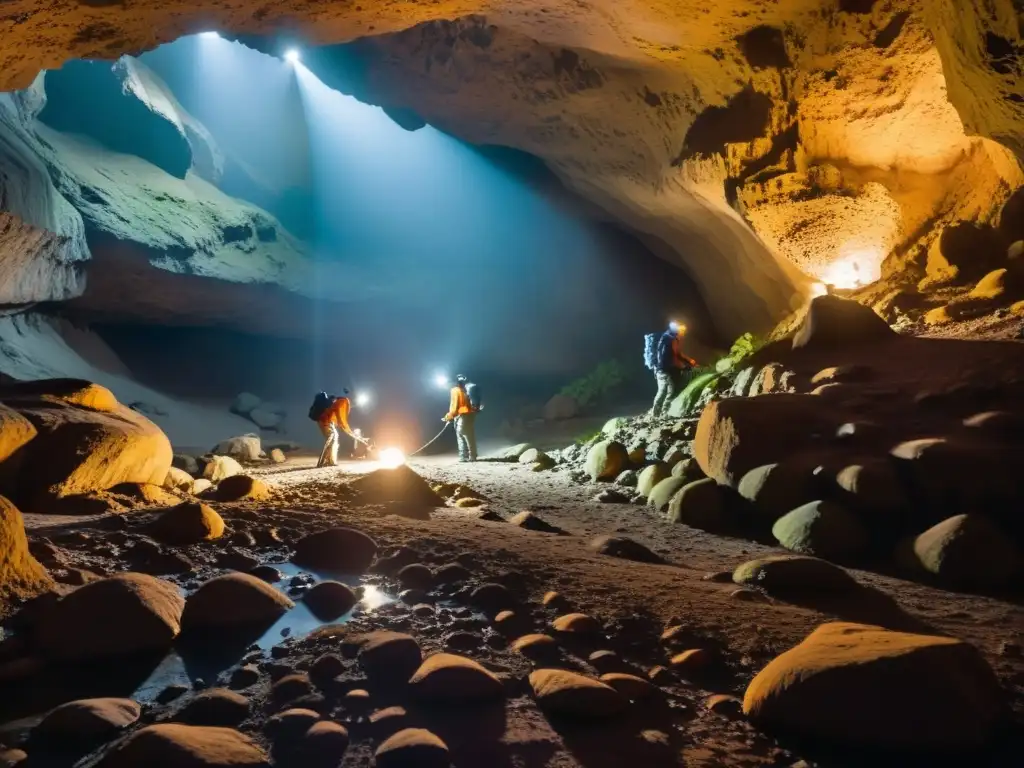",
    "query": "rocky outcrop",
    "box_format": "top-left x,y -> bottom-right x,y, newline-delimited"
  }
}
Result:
0,77 -> 88,305
40,58 -> 223,182
0,2 -> 1021,339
